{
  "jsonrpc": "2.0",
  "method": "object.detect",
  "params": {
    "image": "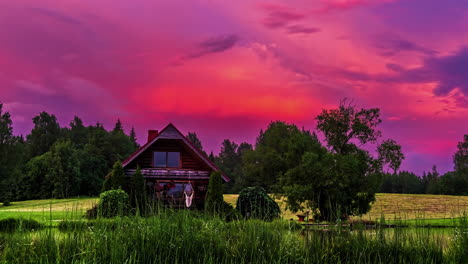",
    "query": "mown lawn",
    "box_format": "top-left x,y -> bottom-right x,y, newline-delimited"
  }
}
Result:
1,193 -> 467,225
0,197 -> 98,225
